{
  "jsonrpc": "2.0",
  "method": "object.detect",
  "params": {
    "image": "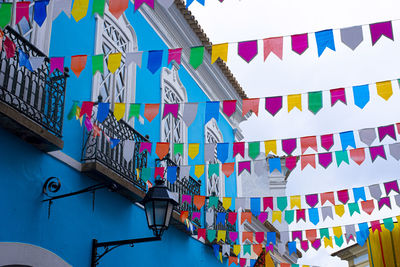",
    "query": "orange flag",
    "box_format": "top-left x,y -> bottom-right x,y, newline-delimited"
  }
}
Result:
241,212 -> 252,224
242,98 -> 260,116
193,195 -> 205,209
253,244 -> 263,256
109,0 -> 128,19
144,104 -> 159,122
265,252 -> 275,267
71,55 -> 87,78
180,211 -> 189,222
155,142 -> 169,160
228,256 -> 238,266
242,232 -> 253,243
221,162 -> 235,177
